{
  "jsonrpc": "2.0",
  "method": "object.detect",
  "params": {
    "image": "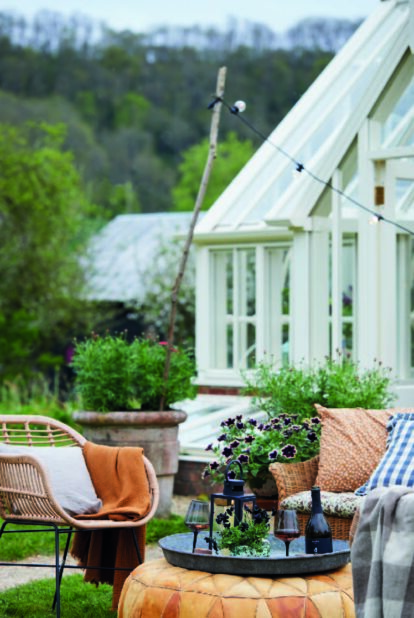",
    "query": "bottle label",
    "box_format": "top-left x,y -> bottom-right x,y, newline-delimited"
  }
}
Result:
305,537 -> 333,554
